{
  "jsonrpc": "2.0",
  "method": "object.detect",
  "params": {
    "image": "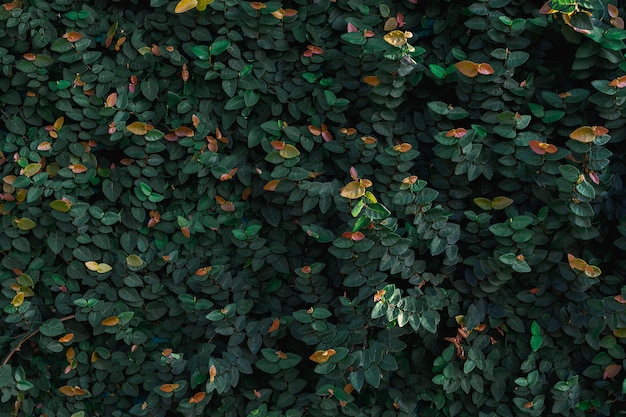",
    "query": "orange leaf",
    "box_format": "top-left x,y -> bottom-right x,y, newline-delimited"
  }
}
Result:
58,385 -> 87,396
220,167 -> 238,181
592,126 -> 609,136
160,383 -> 180,393
569,126 -> 596,143
615,295 -> 626,304
173,126 -> 194,137
181,226 -> 191,238
361,135 -> 376,145
189,392 -> 206,403
63,32 -> 83,42
69,164 -> 88,173
384,17 -> 398,31
264,179 -> 280,191
339,127 -> 357,136
59,333 -> 74,343
126,121 -> 154,135
567,254 -> 588,271
529,140 -> 557,155
455,60 -> 479,77
309,349 -> 336,364
195,266 -> 212,276
23,53 -> 36,61
192,114 -> 200,128
250,2 -> 266,10
603,364 -> 622,379
271,140 -> 285,150
105,92 -> 117,108
101,316 -> 120,326
608,4 -> 619,18
268,318 -> 280,333
363,75 -> 380,86
344,383 -> 354,394
209,364 -> 217,383
446,128 -> 467,138
608,75 -> 626,88
476,63 -> 494,75
393,143 -> 412,153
